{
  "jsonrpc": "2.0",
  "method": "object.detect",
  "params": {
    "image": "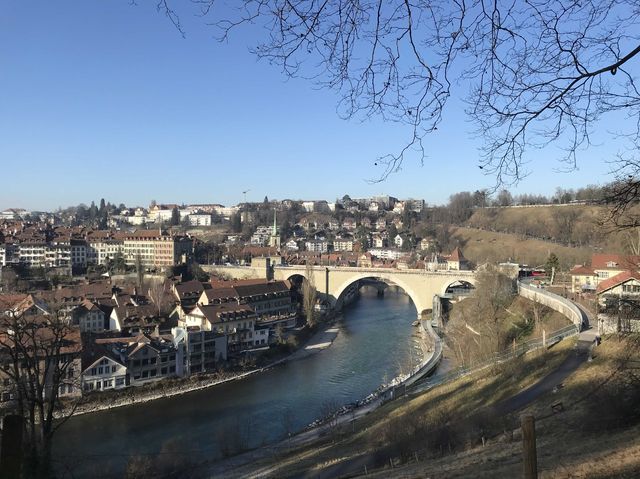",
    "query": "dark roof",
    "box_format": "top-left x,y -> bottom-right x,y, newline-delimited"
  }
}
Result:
81,339 -> 125,371
193,303 -> 256,324
173,280 -> 209,300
